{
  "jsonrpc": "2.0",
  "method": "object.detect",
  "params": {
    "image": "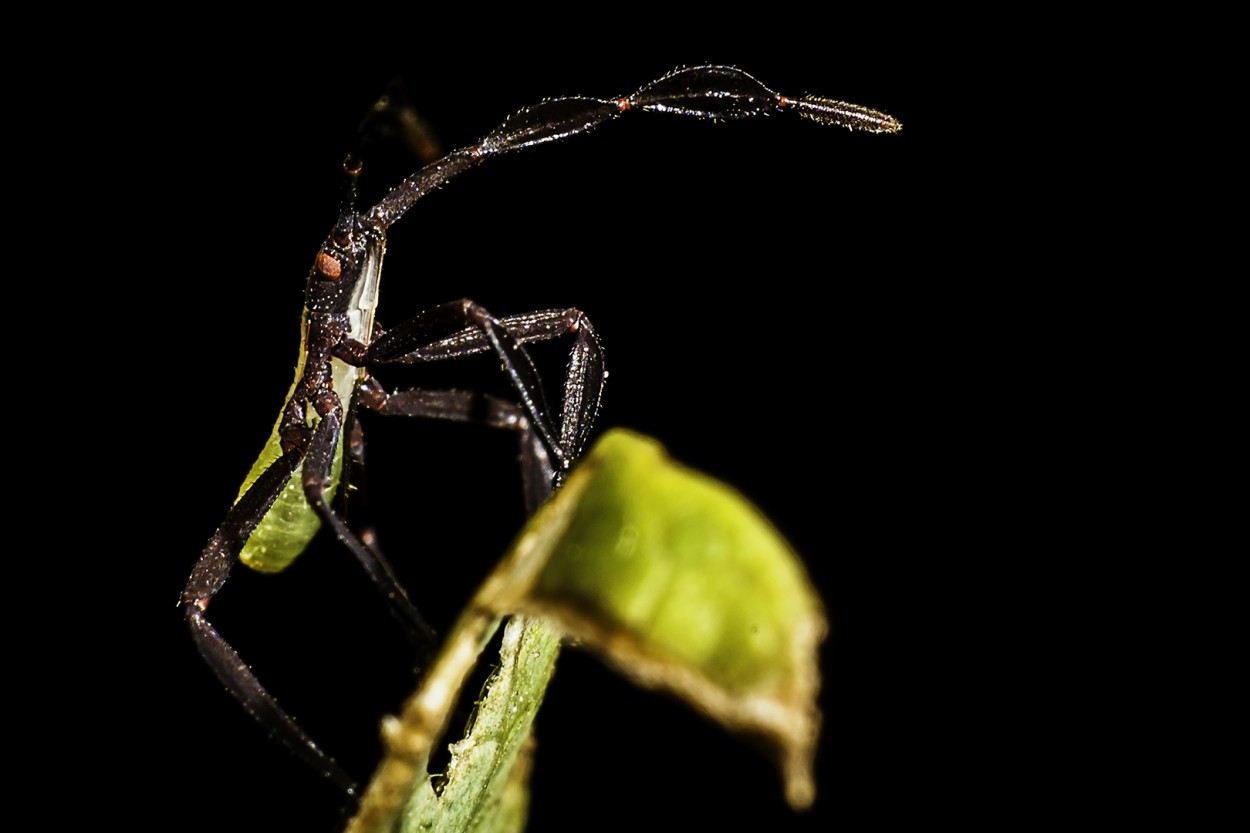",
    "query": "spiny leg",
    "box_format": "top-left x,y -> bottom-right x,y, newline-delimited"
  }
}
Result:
373,308 -> 604,476
355,380 -> 557,515
325,305 -> 593,613
312,306 -> 601,688
343,303 -> 605,483
182,447 -> 359,795
298,373 -> 569,657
